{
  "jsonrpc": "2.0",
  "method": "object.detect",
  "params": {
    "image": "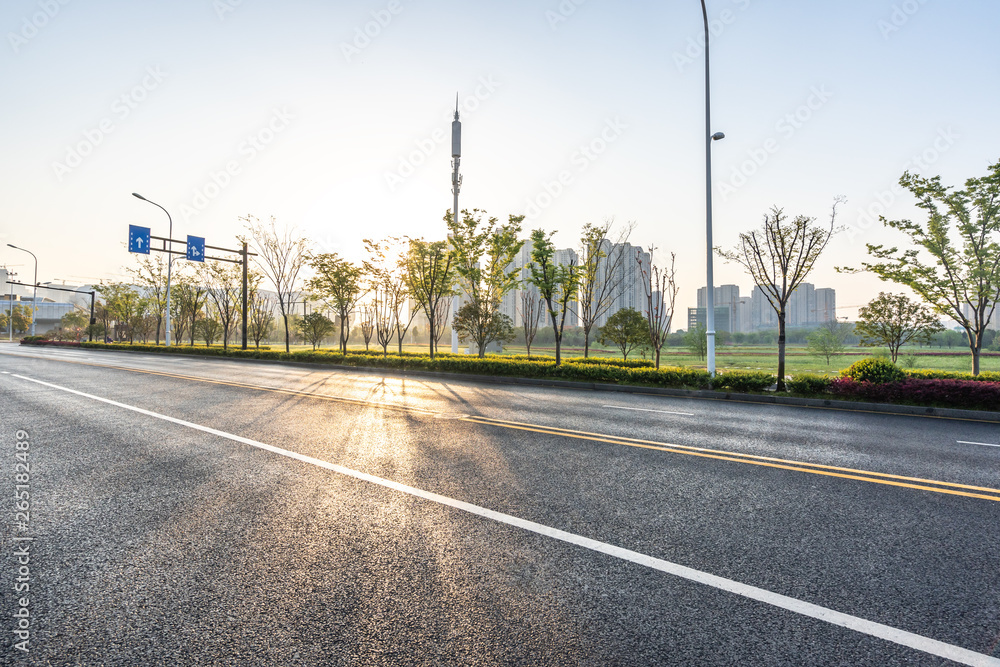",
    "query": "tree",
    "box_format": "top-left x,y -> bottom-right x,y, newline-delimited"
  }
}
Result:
205,261 -> 242,350
60,308 -> 90,341
244,215 -> 310,353
639,249 -> 679,369
517,290 -> 543,358
447,209 -> 524,357
404,238 -> 455,358
101,282 -> 149,344
197,316 -> 222,346
359,304 -> 375,351
2,304 -> 33,336
597,307 -> 648,360
364,237 -> 415,355
575,219 -> 633,357
245,272 -> 275,348
308,253 -> 365,355
453,301 -> 516,353
685,323 -> 707,360
807,321 -> 851,366
172,275 -> 208,346
298,312 -> 335,350
128,254 -> 169,344
849,163 -> 1000,375
527,229 -> 577,366
719,198 -> 843,390
855,293 -> 943,363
